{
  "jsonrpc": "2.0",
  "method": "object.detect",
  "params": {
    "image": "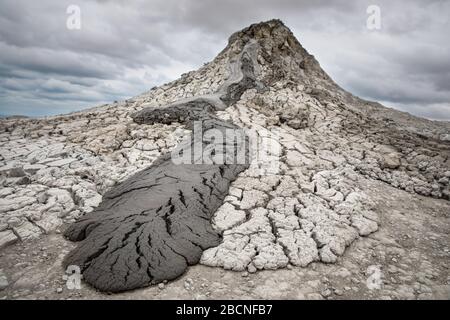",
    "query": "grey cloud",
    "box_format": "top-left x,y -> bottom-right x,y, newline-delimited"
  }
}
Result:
0,43 -> 118,79
0,0 -> 448,120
